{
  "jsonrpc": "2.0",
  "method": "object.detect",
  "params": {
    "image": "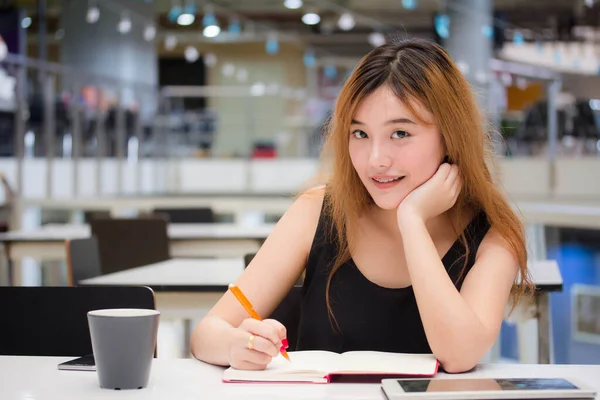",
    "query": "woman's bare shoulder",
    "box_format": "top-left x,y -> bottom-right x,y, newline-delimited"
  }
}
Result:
286,185 -> 326,229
